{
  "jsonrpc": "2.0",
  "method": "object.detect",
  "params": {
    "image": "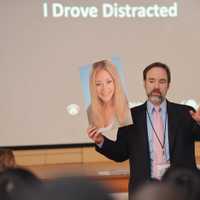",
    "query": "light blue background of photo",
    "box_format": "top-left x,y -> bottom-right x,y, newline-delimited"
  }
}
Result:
79,57 -> 128,109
